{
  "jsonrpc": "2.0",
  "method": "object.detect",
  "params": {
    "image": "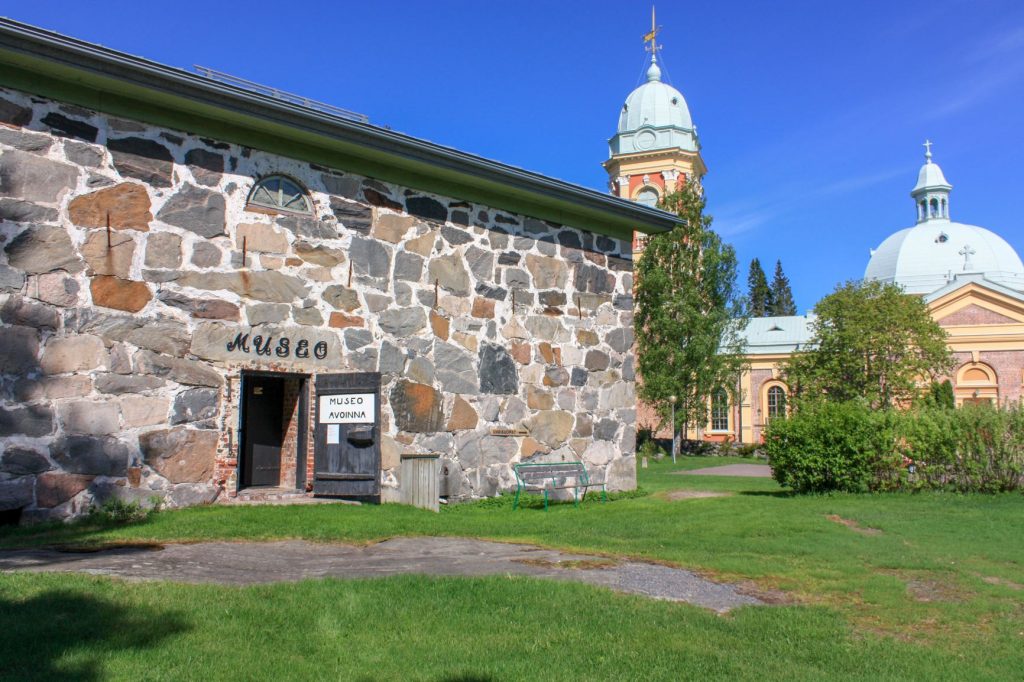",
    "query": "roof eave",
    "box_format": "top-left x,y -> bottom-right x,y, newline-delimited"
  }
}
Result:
0,18 -> 678,239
